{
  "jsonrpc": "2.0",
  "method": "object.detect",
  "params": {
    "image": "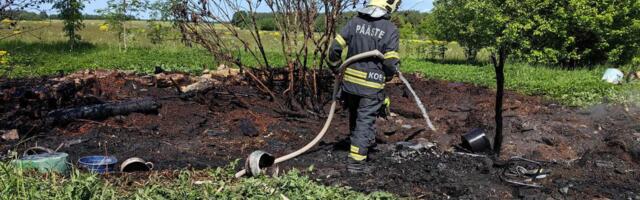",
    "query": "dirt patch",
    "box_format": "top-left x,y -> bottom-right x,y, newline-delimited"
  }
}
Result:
1,70 -> 639,198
